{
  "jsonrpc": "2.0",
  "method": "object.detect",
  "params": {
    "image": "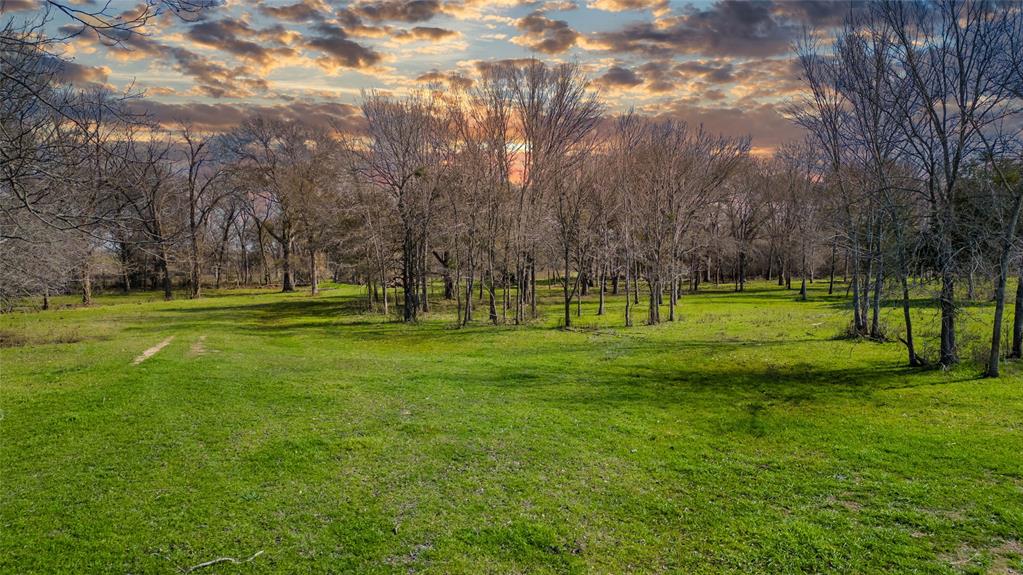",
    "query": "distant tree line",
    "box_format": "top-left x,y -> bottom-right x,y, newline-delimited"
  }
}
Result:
2,1 -> 1022,375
